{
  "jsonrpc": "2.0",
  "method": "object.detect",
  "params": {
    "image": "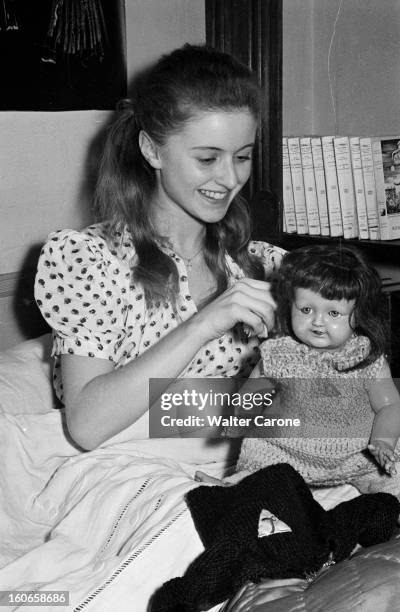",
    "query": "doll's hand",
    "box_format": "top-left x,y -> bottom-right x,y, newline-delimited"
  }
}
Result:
368,440 -> 397,475
194,469 -> 249,486
194,471 -> 228,486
